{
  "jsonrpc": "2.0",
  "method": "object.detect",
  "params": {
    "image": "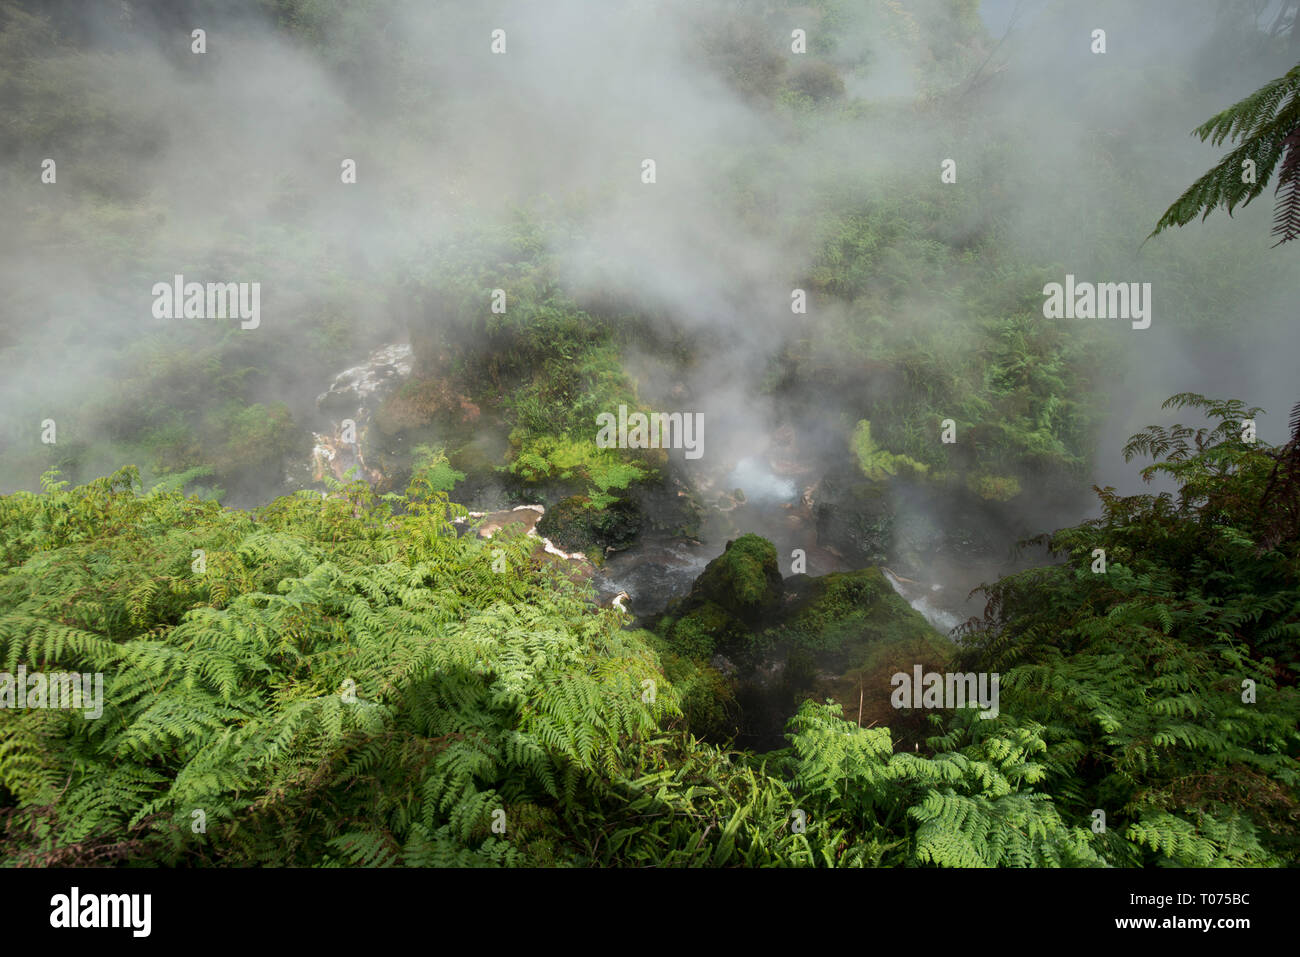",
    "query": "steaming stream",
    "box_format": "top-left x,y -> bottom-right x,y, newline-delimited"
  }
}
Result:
294,344 -> 981,633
